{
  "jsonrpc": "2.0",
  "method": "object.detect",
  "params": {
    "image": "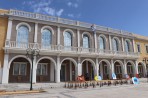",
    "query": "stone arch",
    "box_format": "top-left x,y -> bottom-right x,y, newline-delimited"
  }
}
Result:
41,26 -> 54,35
36,56 -> 56,69
63,29 -> 75,37
16,22 -> 31,32
8,55 -> 31,69
126,60 -> 136,77
138,61 -> 146,77
114,60 -> 124,79
81,59 -> 96,70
